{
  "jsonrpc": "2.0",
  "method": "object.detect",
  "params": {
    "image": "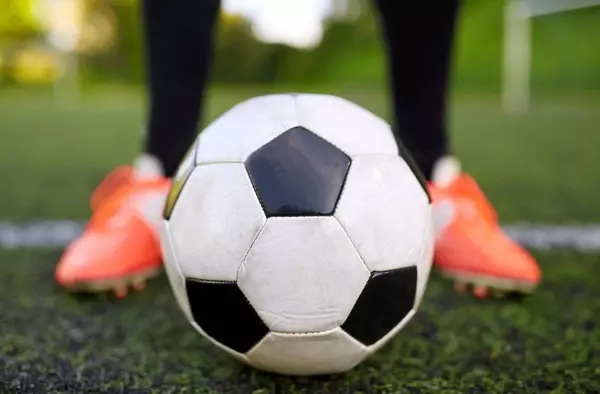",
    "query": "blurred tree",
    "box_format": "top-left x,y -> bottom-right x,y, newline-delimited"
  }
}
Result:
212,12 -> 275,83
85,0 -> 141,83
0,0 -> 51,84
0,0 -> 118,85
278,0 -> 384,87
330,0 -> 364,21
0,0 -> 43,40
2,0 -> 599,91
75,0 -> 117,55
